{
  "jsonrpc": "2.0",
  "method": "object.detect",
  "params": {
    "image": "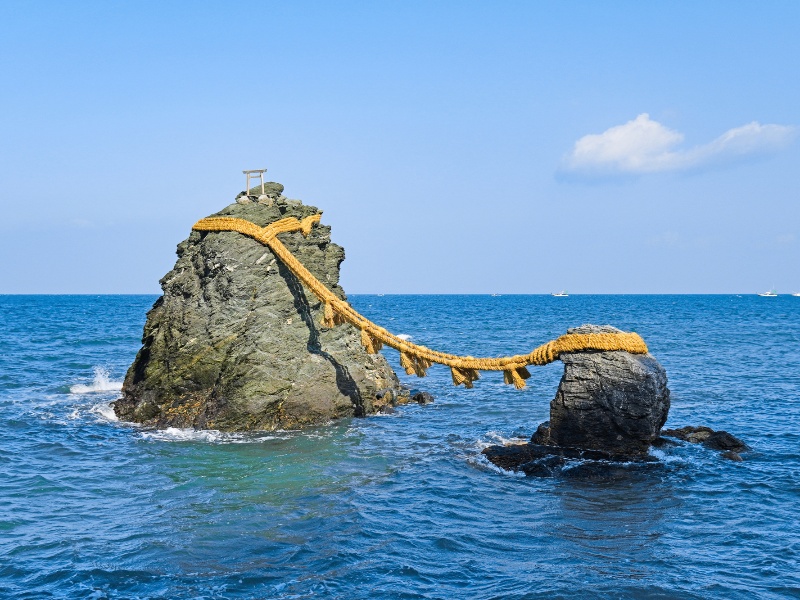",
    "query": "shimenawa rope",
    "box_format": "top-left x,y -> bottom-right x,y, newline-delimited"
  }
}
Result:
192,214 -> 648,390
